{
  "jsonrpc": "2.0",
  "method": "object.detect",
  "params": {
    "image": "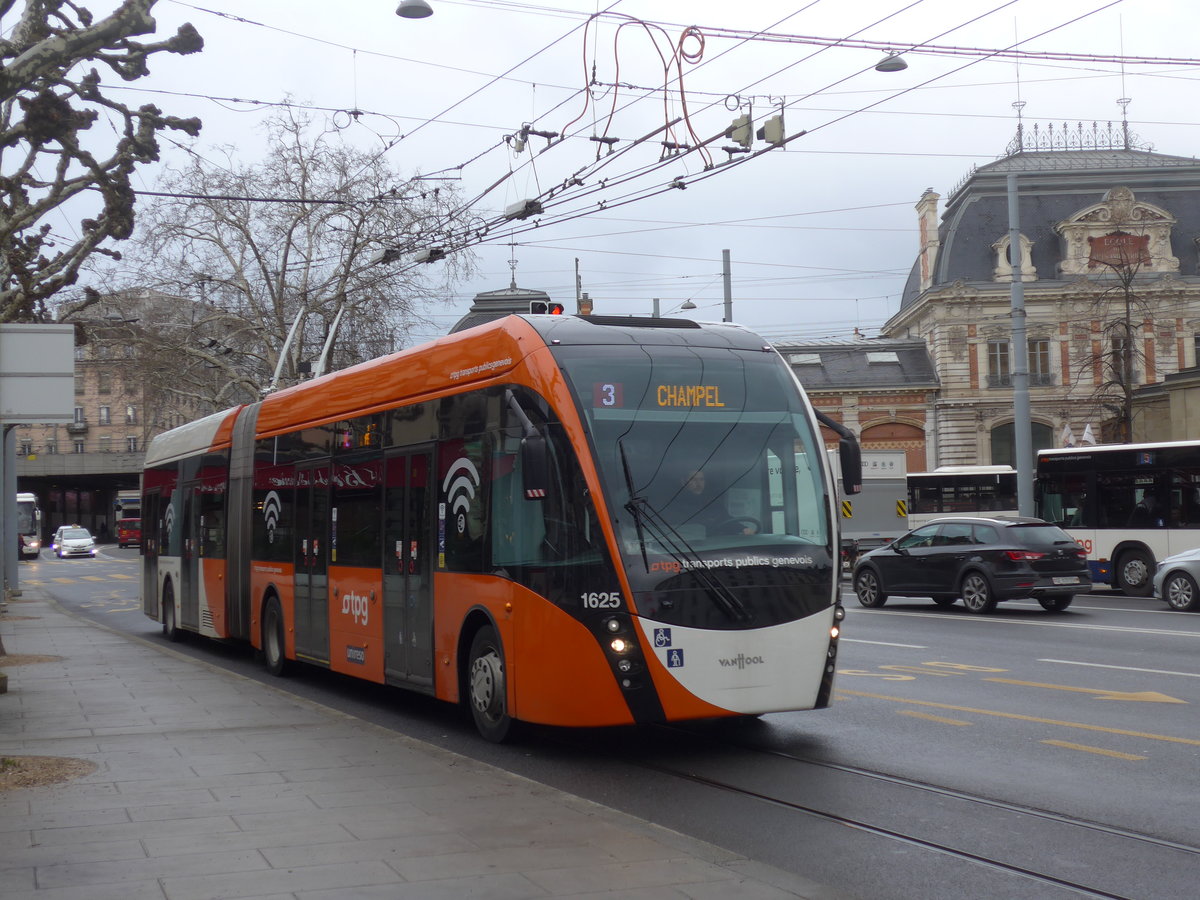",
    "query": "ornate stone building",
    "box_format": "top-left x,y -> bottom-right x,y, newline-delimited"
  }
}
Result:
885,124 -> 1200,467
